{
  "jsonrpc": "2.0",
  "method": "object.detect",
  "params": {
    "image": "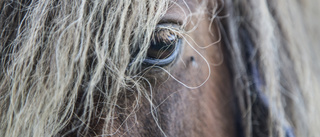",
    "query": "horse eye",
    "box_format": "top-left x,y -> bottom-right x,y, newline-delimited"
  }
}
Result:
143,24 -> 182,66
